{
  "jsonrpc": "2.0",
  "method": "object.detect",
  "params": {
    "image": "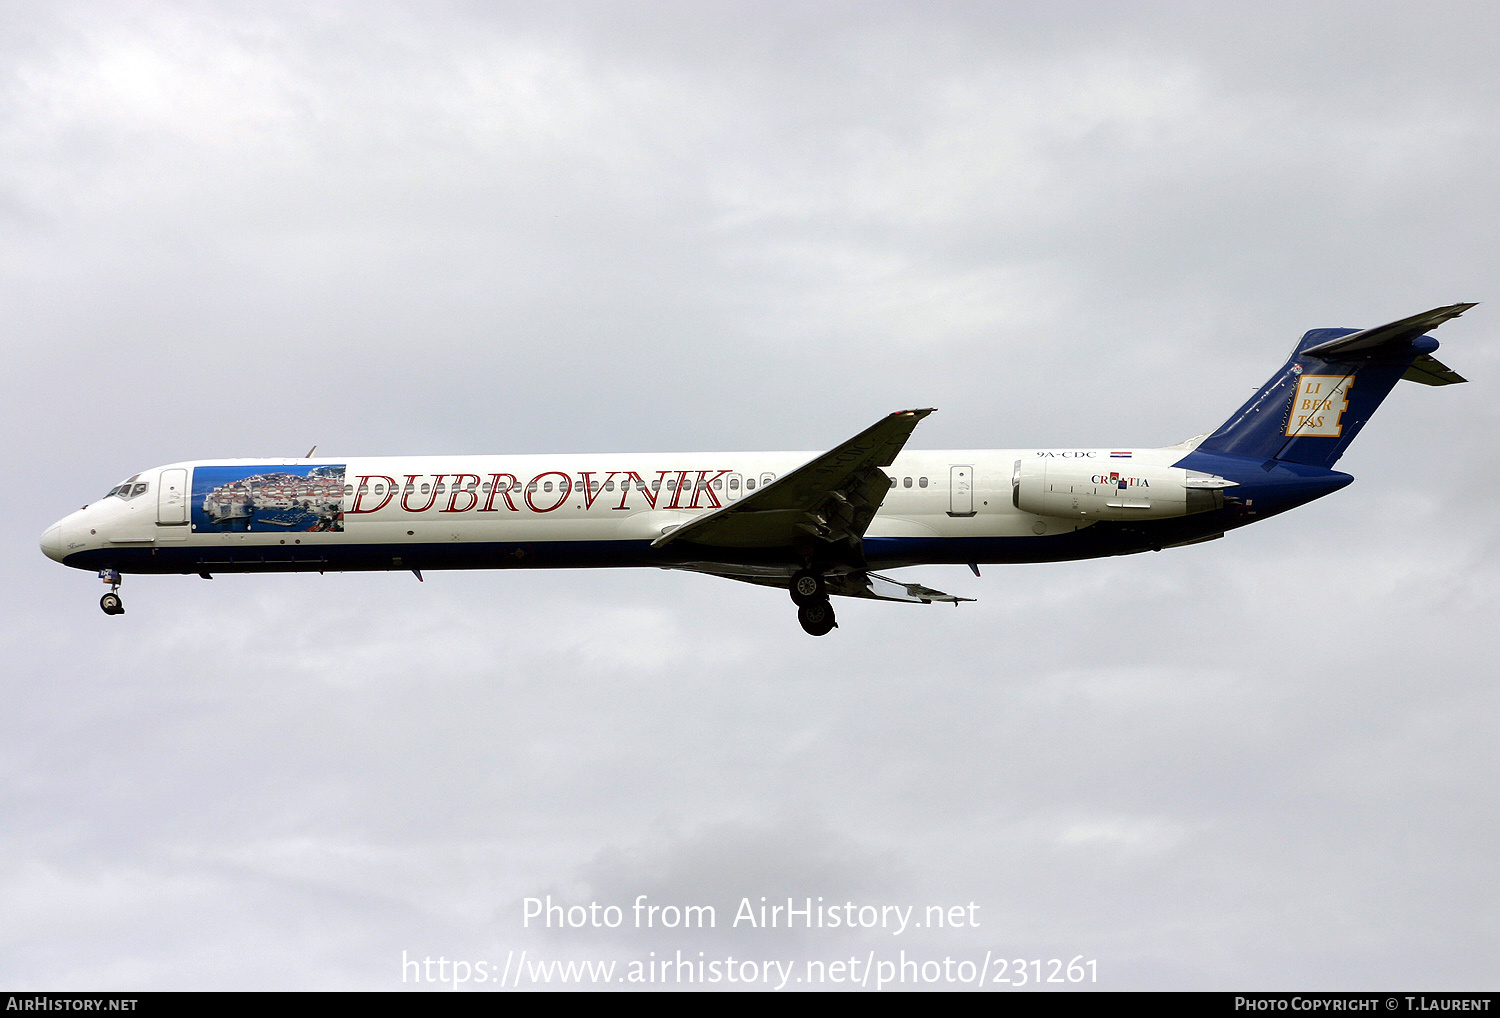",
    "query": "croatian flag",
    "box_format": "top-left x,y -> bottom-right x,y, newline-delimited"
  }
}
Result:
1110,451 -> 1132,458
